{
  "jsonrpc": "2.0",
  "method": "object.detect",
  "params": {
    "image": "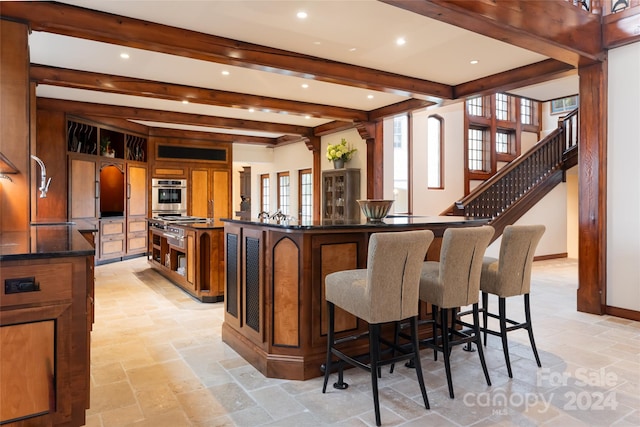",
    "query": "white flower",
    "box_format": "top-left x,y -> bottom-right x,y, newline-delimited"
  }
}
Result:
326,138 -> 357,161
